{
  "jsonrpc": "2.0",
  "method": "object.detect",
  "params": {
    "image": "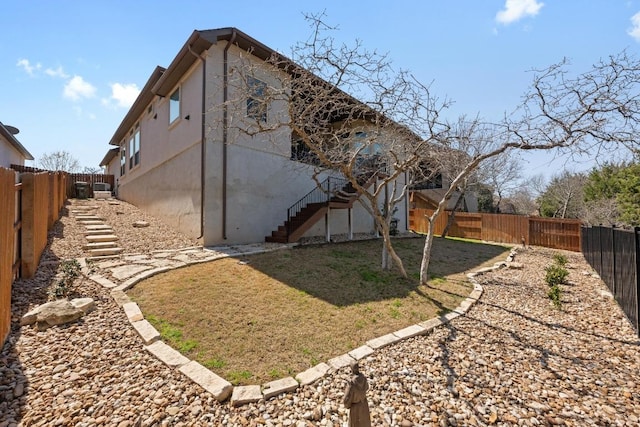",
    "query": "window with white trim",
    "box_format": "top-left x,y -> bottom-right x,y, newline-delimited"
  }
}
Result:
246,77 -> 267,122
128,123 -> 140,169
120,142 -> 126,176
169,88 -> 180,124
